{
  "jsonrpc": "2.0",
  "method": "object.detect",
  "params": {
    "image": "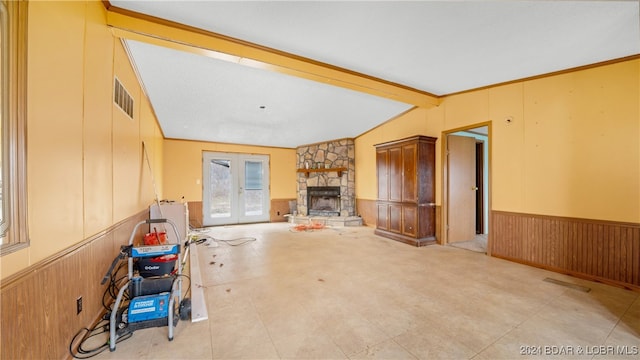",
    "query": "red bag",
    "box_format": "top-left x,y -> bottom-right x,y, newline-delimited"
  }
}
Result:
143,228 -> 167,245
